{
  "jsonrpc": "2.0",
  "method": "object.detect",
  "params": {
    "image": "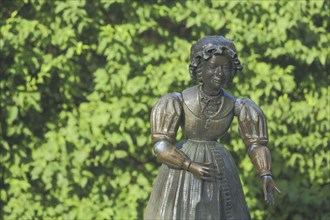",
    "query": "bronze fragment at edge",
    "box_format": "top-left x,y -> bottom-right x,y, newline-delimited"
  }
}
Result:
144,36 -> 281,220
